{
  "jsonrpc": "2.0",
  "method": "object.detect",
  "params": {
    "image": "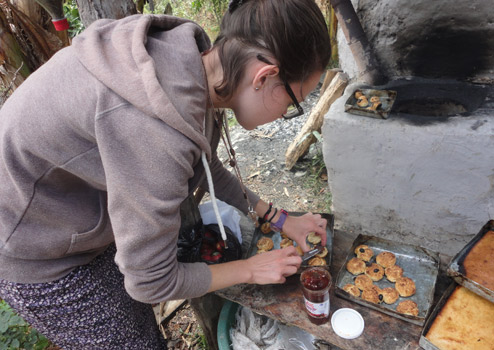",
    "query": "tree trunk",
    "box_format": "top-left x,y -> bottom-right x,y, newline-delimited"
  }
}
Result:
75,0 -> 137,28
